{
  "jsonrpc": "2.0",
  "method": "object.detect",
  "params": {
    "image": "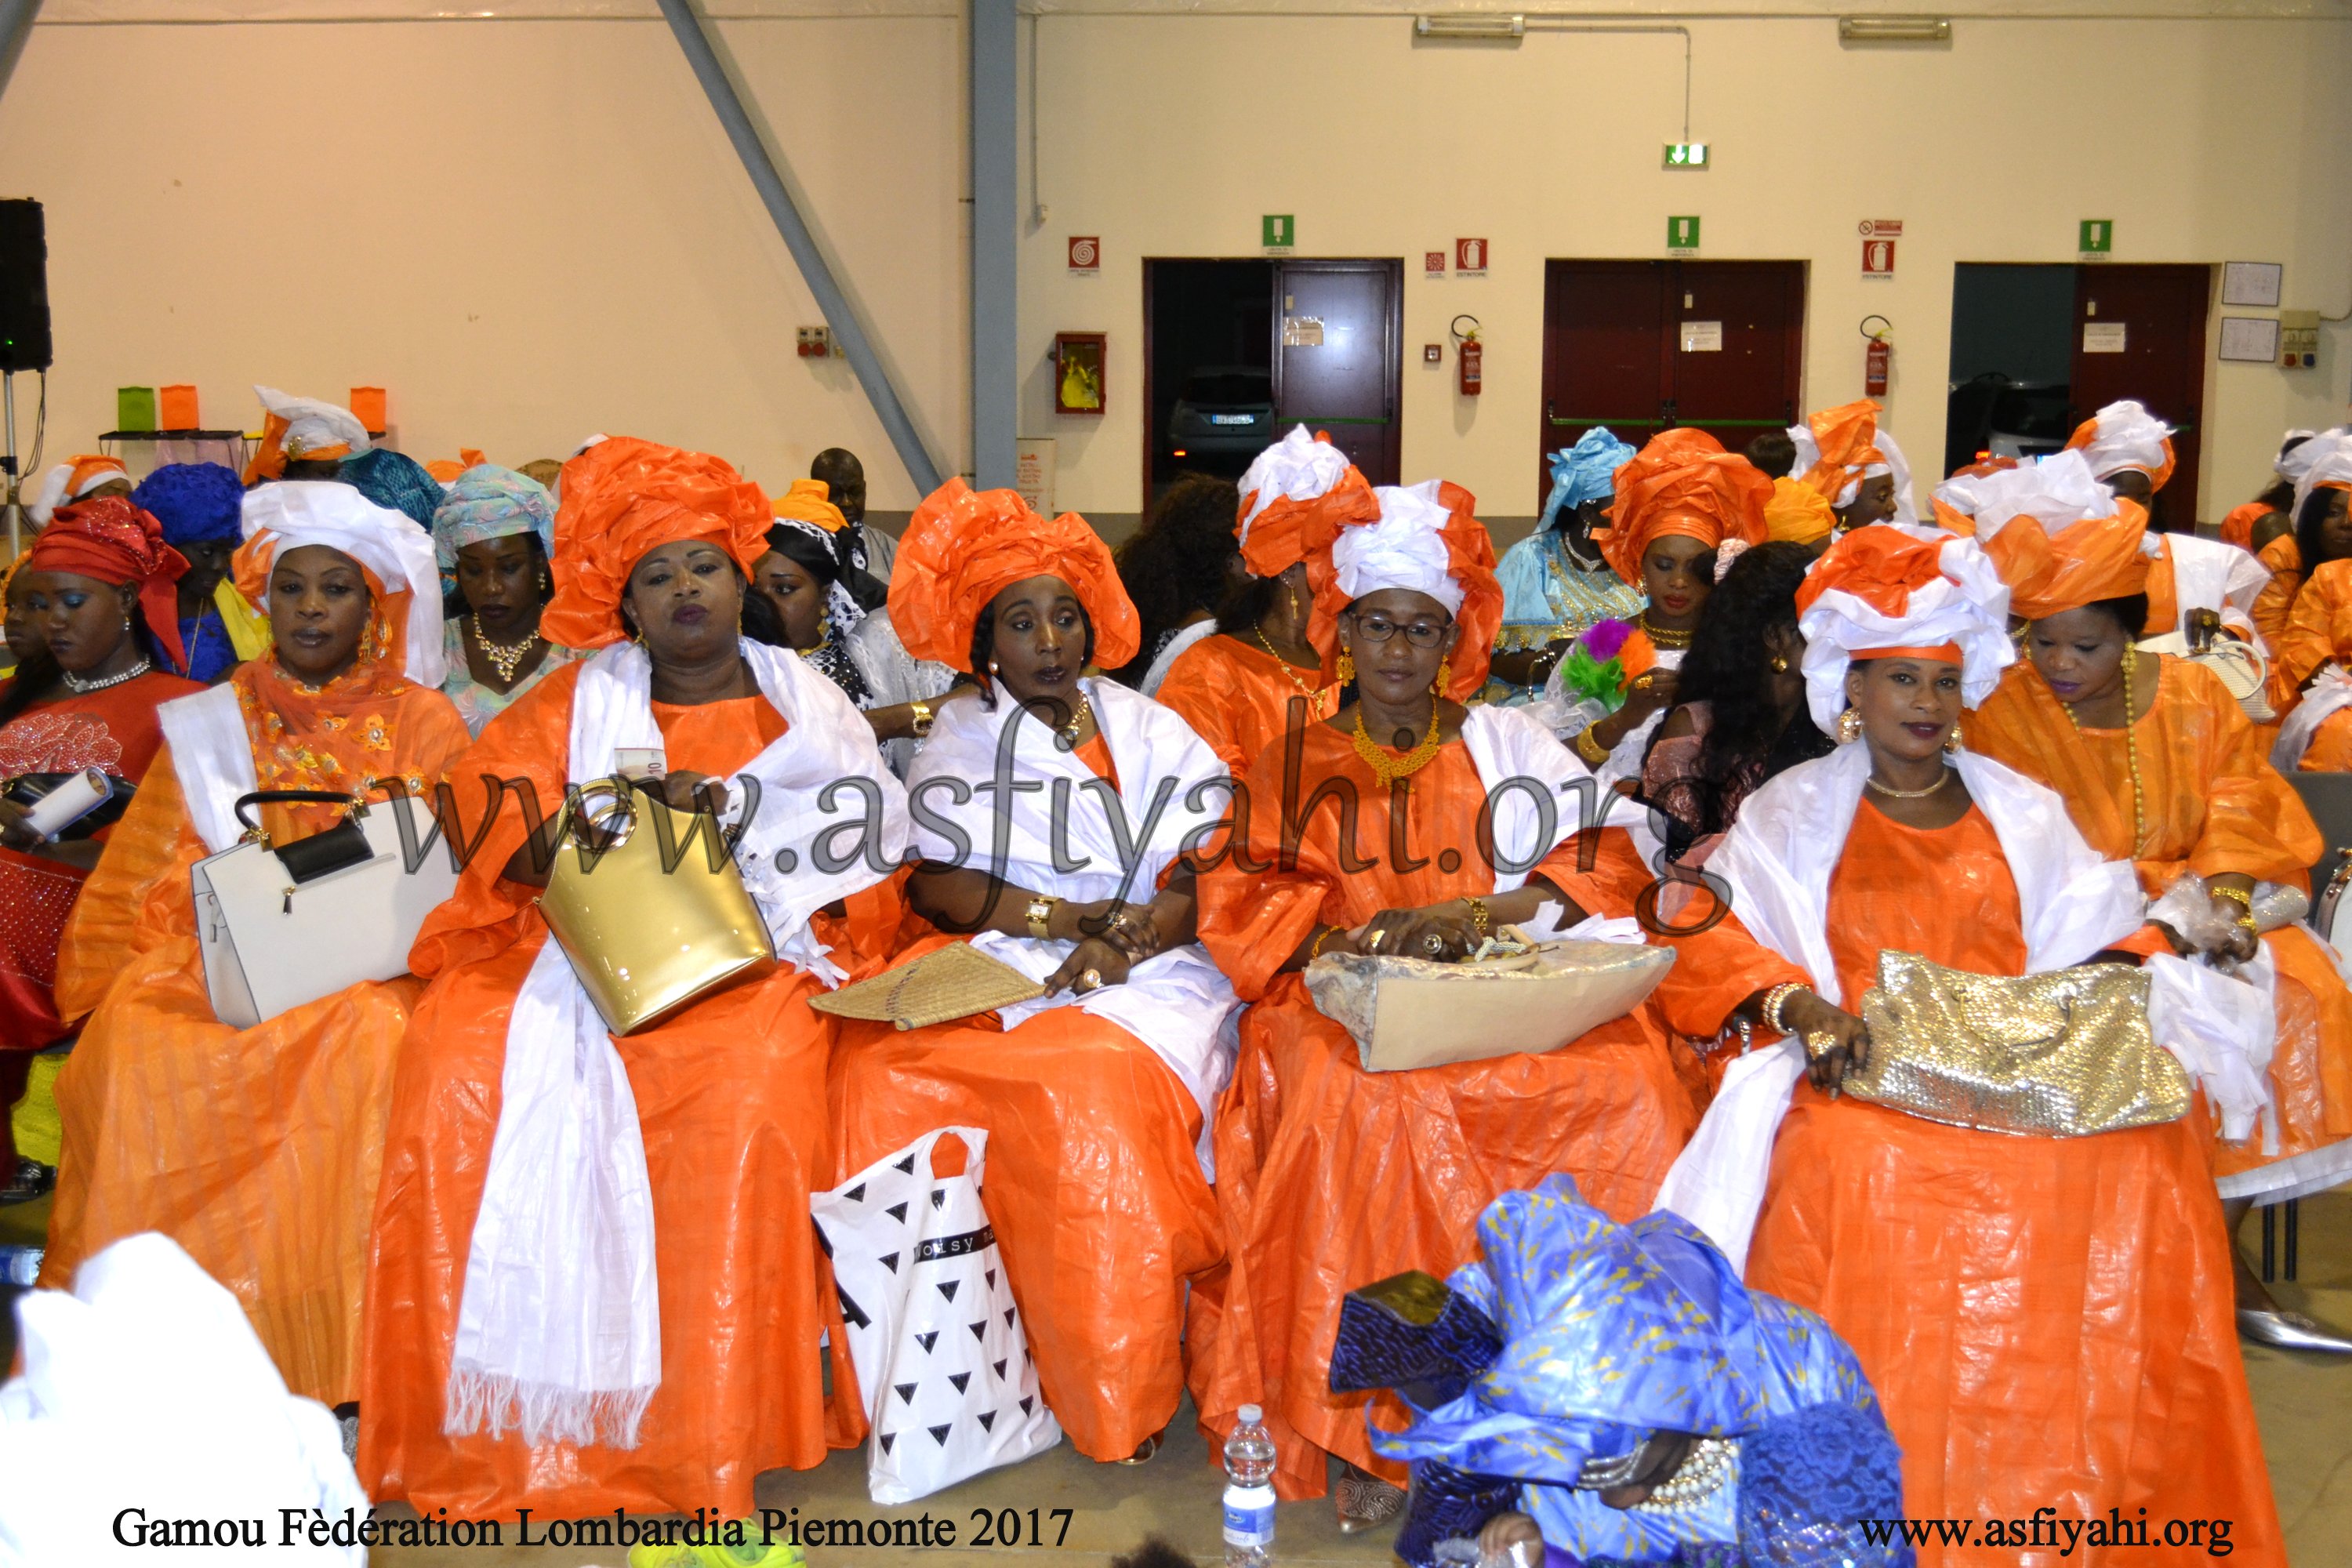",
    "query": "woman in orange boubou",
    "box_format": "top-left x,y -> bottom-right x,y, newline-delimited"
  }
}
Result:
41,482 -> 467,1414
1965,474 -> 2352,1355
1655,525 -> 2285,1567
1187,478 -> 1699,1530
1154,427 -> 1365,775
360,440 -> 908,1519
